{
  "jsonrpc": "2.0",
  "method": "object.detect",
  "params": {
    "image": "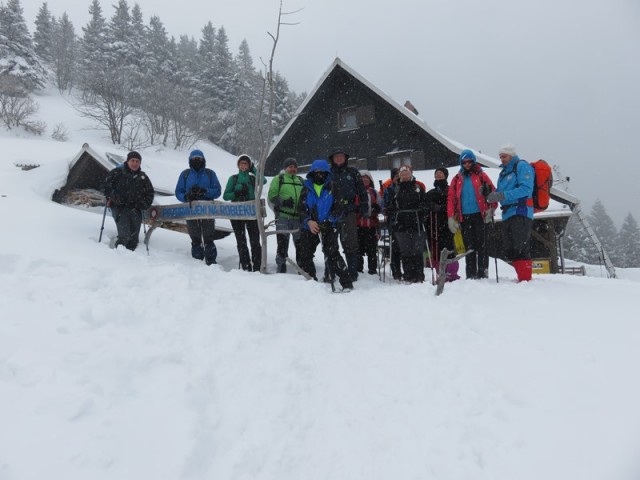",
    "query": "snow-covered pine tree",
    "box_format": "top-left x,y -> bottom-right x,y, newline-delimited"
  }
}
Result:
33,2 -> 55,64
616,213 -> 640,268
195,22 -> 219,140
0,0 -> 47,90
271,71 -> 298,133
233,39 -> 266,158
563,212 -> 592,263
51,13 -> 76,92
210,26 -> 237,152
588,199 -> 618,266
139,15 -> 174,145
